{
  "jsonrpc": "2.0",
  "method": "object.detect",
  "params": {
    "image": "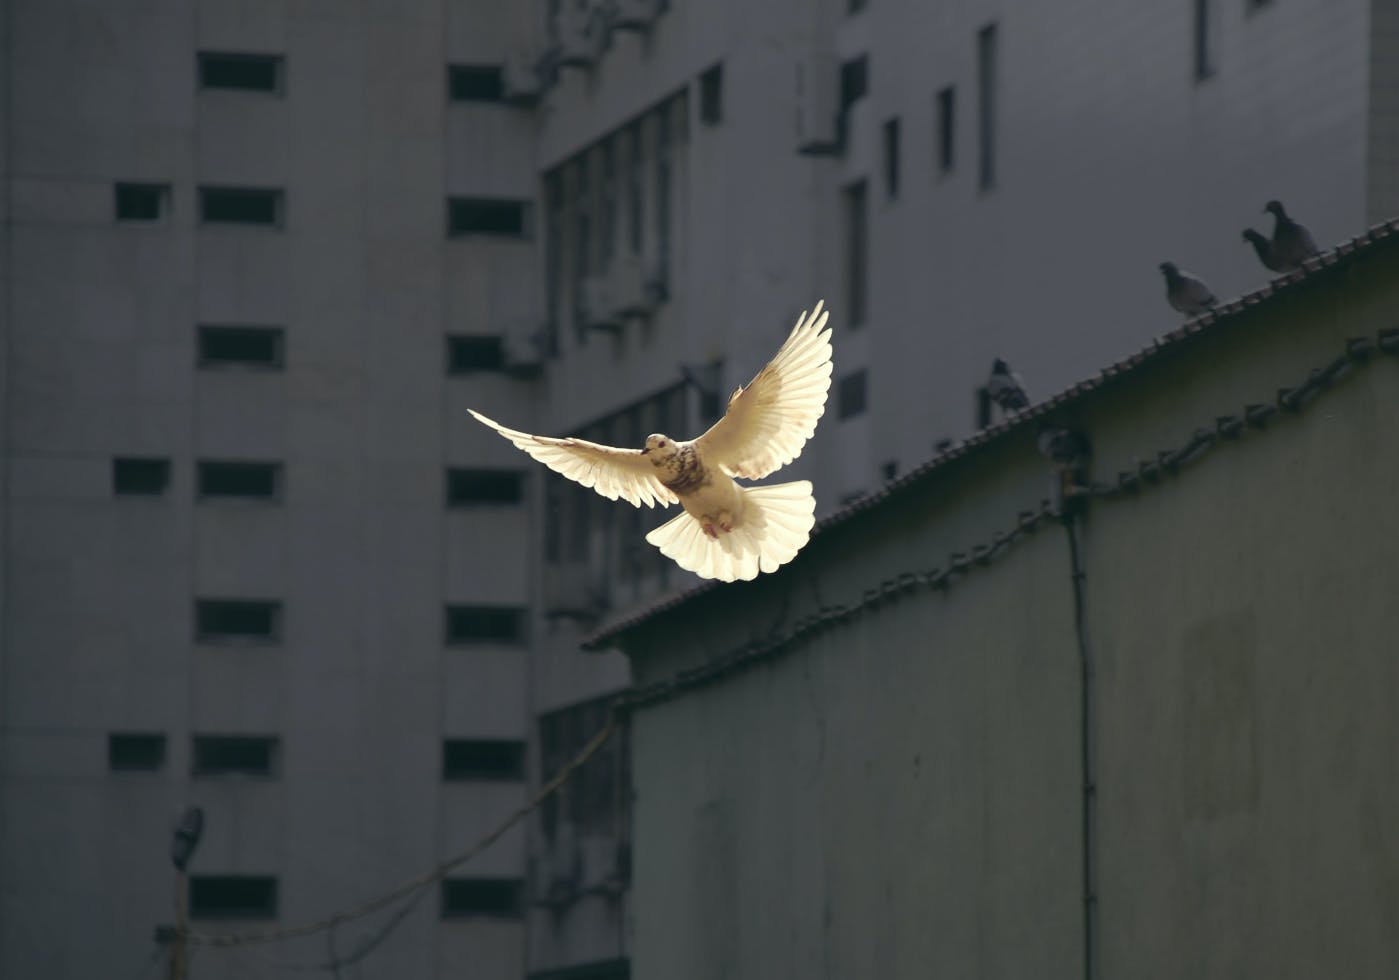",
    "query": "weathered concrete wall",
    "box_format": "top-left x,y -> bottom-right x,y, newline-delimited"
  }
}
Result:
620,240 -> 1399,978
1079,250 -> 1399,979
